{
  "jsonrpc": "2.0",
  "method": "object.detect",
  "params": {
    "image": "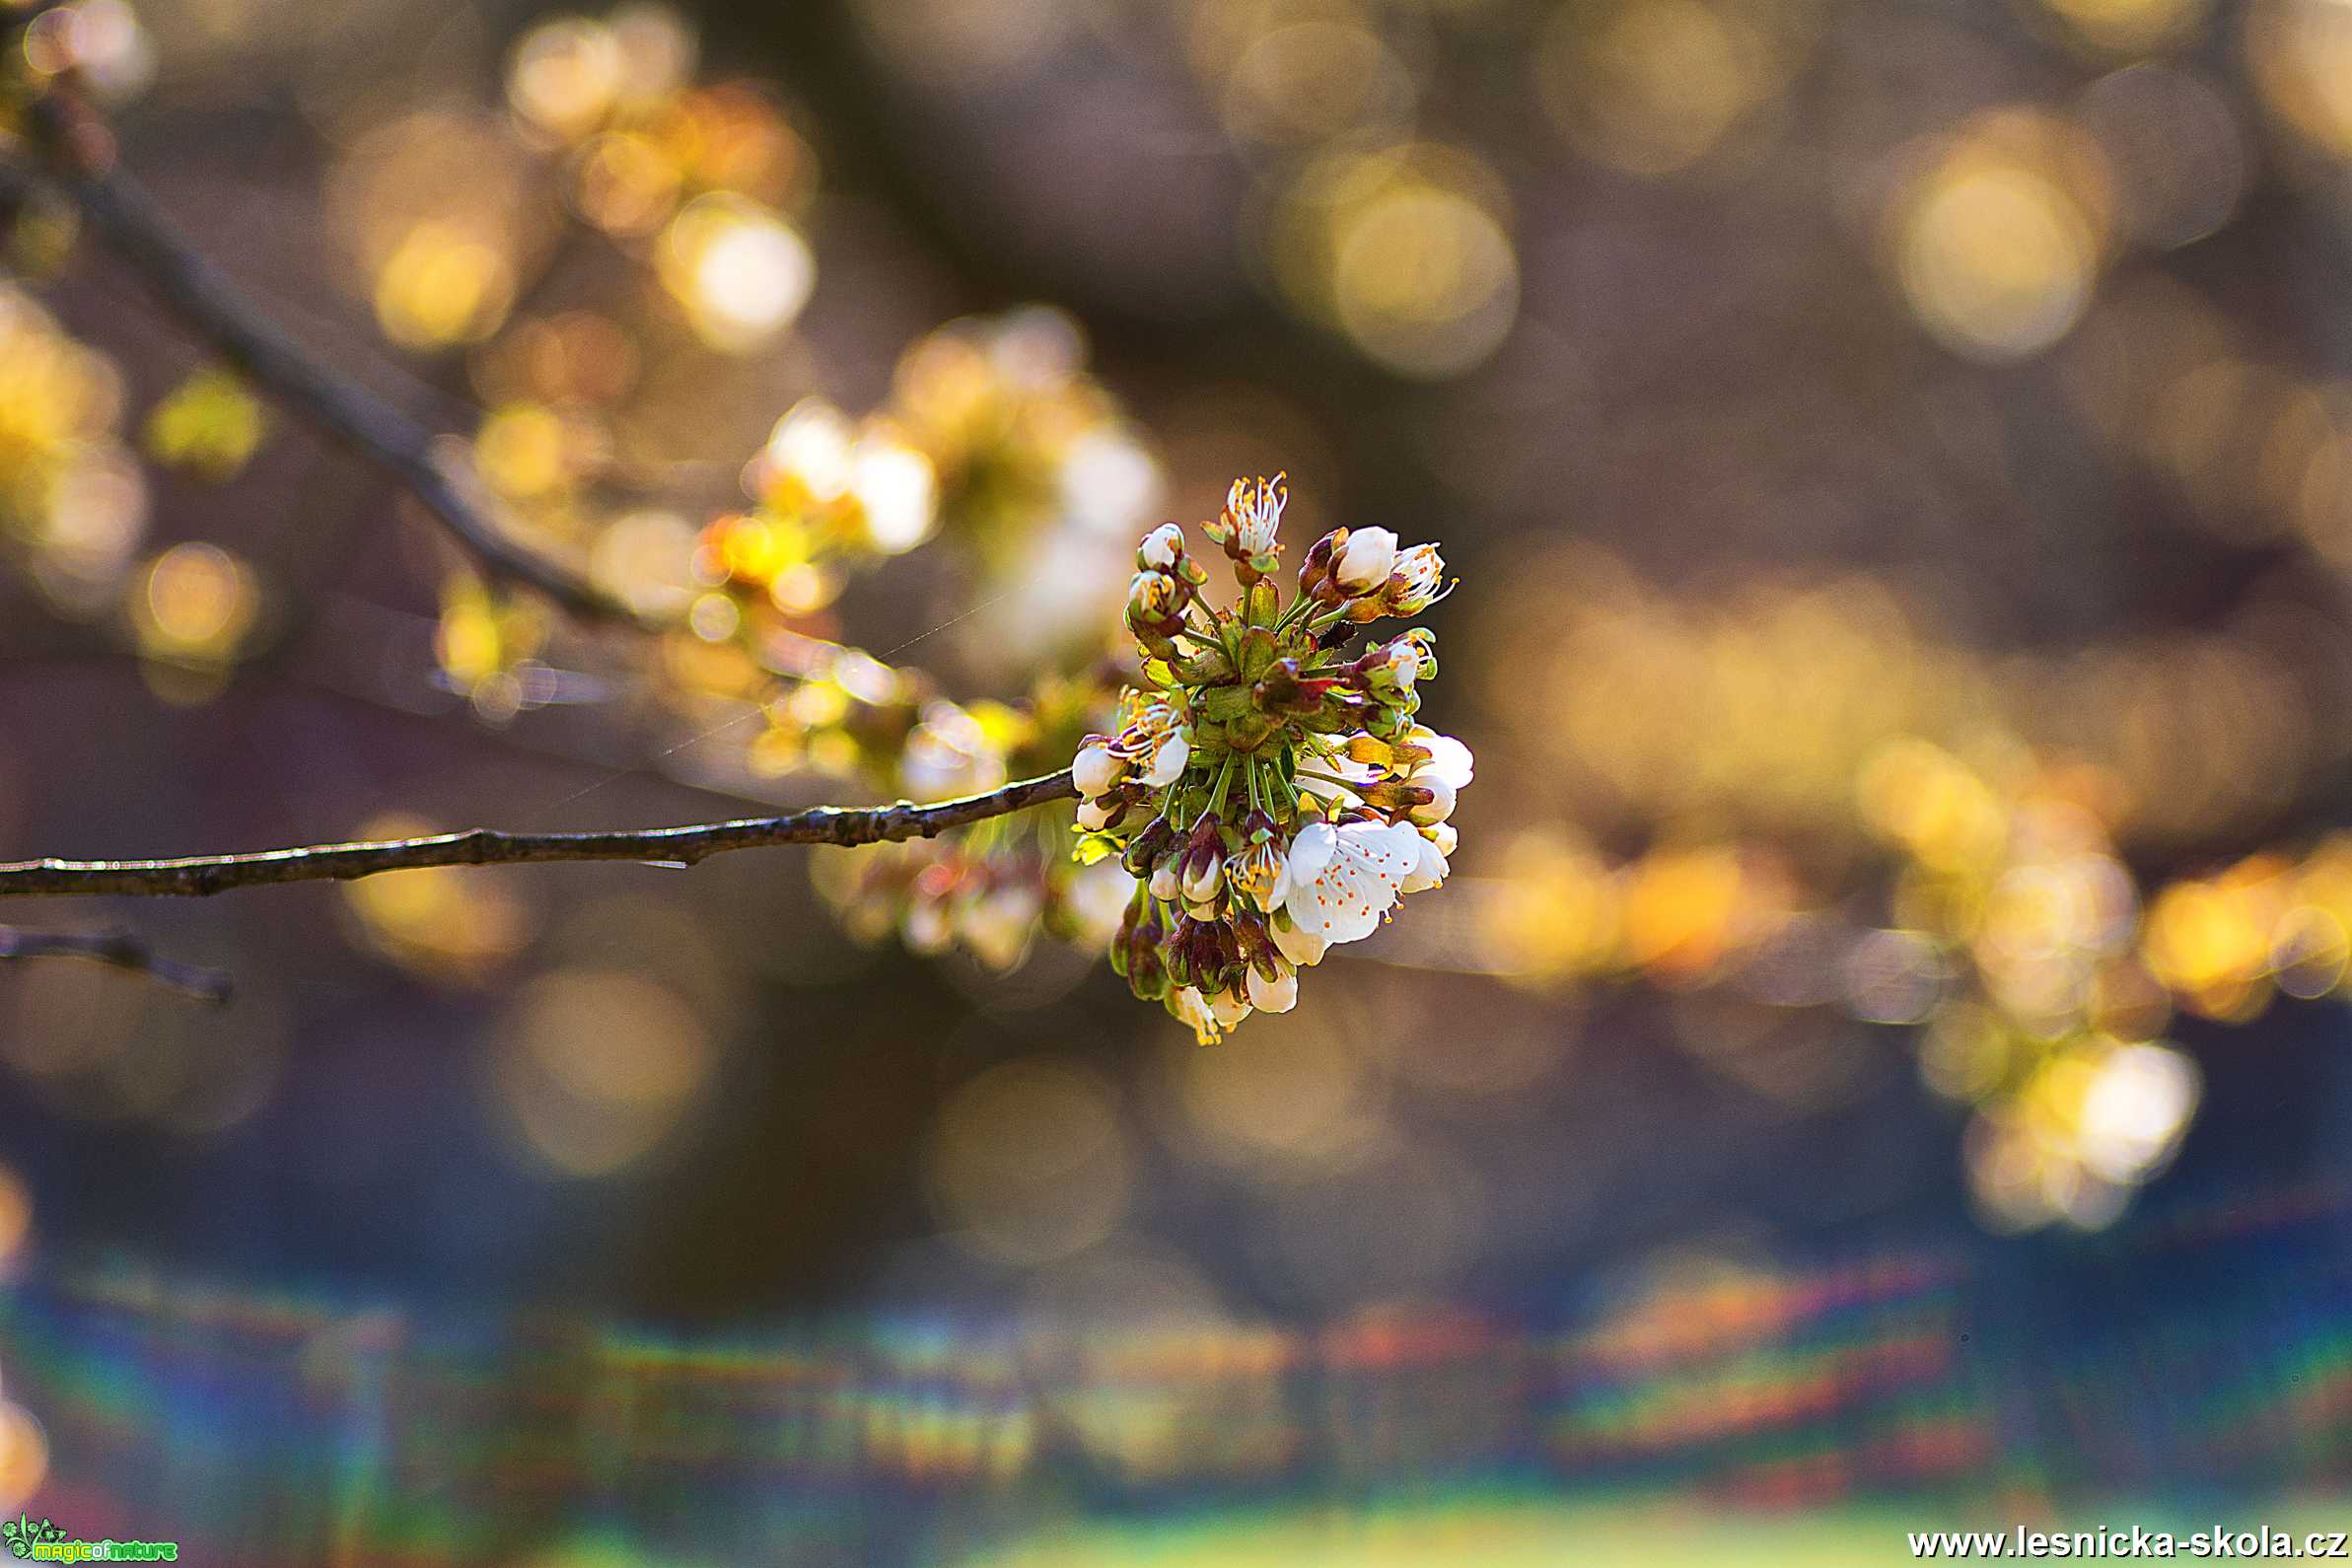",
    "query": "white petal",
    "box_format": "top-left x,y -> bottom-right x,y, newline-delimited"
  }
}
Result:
1337,528 -> 1397,590
1418,734 -> 1474,791
1400,832 -> 1448,893
1247,966 -> 1298,1012
1140,732 -> 1190,787
1408,776 -> 1457,825
1269,914 -> 1328,967
1139,523 -> 1184,569
1286,820 -> 1337,880
1073,745 -> 1123,799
